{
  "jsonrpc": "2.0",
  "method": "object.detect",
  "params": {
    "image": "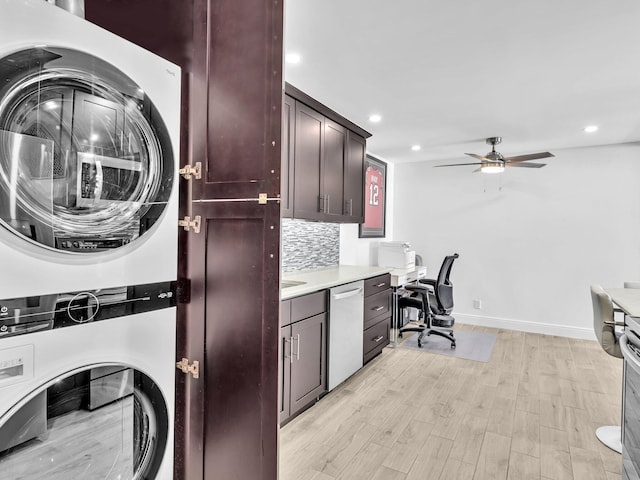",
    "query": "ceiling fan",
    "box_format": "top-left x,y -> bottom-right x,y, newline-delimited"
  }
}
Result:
435,137 -> 554,173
